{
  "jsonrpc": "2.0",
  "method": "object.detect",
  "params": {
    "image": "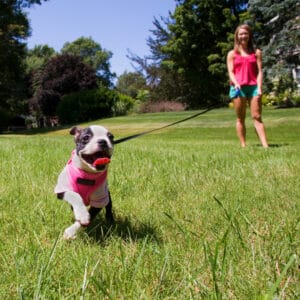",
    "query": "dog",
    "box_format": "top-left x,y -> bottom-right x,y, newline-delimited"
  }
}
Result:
55,125 -> 114,240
